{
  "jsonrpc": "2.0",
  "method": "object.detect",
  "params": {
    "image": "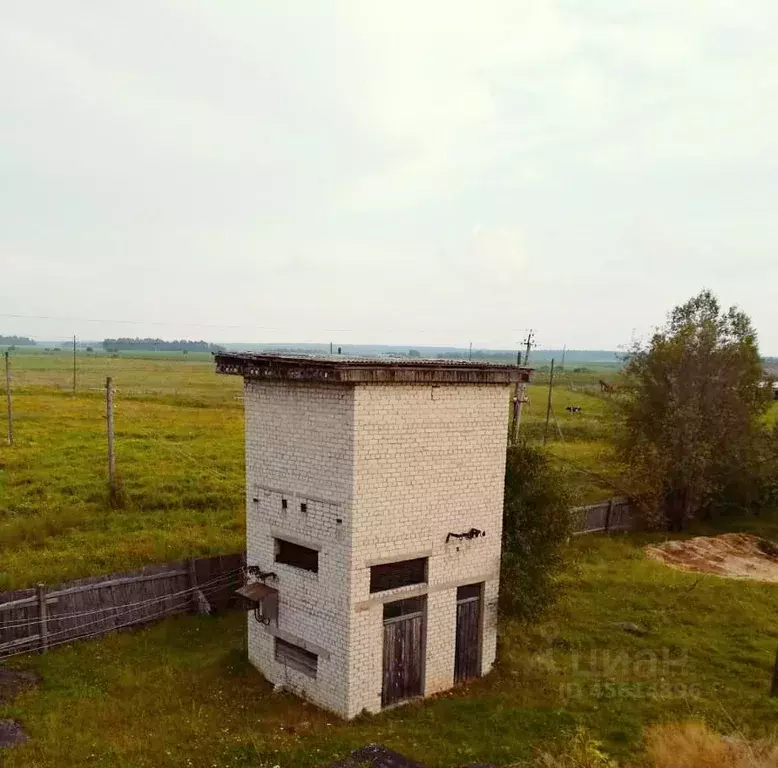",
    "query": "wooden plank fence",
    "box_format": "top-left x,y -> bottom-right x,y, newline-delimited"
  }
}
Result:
572,497 -> 635,534
0,553 -> 244,658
